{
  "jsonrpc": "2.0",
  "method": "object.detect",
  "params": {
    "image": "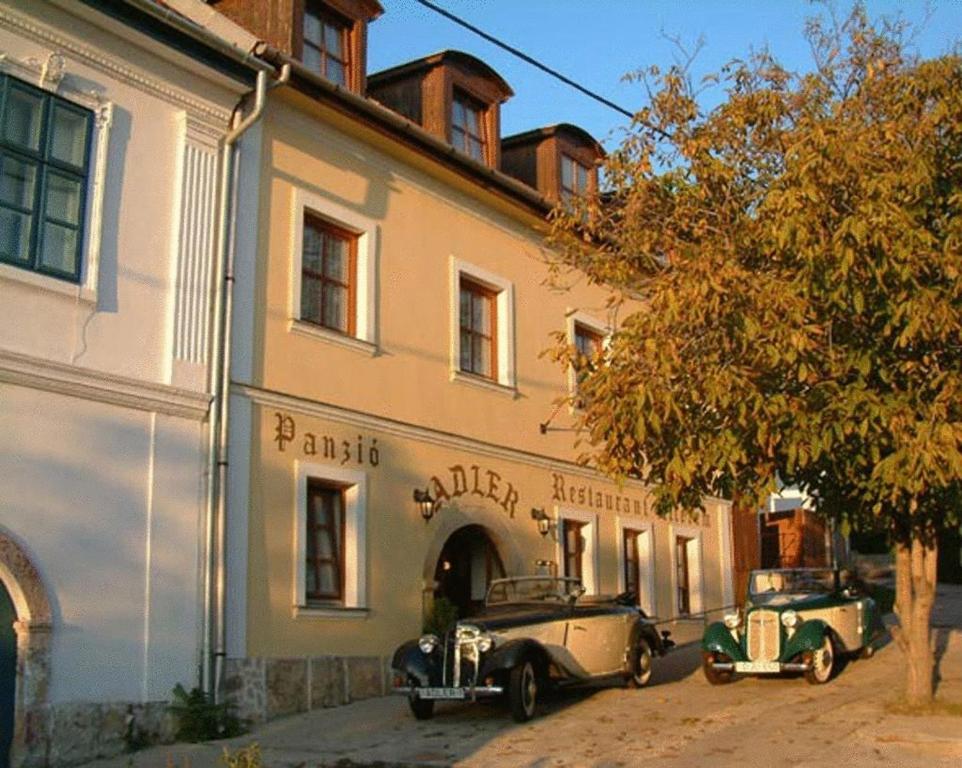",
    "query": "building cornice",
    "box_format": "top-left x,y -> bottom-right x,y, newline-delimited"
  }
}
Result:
0,349 -> 210,421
